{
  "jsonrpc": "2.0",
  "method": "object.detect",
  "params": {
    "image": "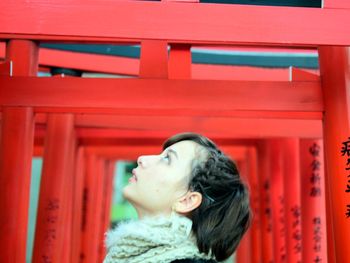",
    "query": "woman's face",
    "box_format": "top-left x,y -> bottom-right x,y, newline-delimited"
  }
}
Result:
123,140 -> 201,217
